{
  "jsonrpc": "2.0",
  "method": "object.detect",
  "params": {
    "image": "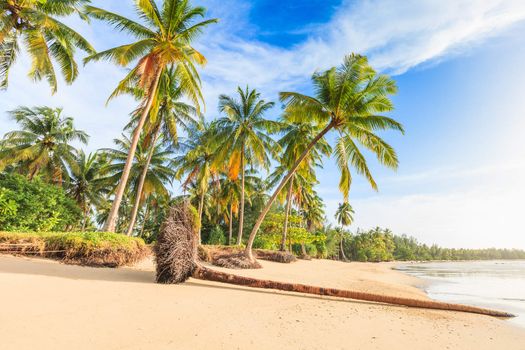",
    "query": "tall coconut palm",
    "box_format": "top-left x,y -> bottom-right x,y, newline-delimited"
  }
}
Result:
102,134 -> 176,234
335,202 -> 354,261
67,150 -> 108,230
214,86 -> 280,246
174,120 -> 218,243
0,0 -> 94,92
244,54 -> 404,261
84,0 -> 217,232
216,169 -> 261,245
125,68 -> 198,236
0,106 -> 88,184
